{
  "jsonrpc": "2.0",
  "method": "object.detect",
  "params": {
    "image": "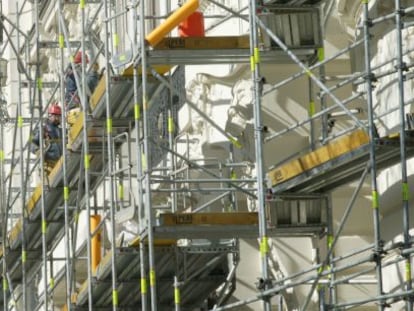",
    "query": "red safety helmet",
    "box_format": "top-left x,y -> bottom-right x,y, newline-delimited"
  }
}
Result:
74,51 -> 89,64
48,104 -> 62,115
